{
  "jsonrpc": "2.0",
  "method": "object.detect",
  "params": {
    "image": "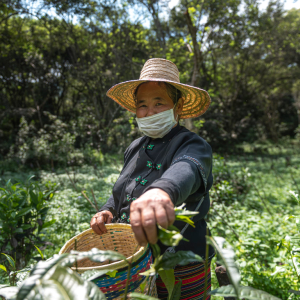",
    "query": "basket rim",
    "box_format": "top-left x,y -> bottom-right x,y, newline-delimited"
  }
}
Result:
59,224 -> 147,273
